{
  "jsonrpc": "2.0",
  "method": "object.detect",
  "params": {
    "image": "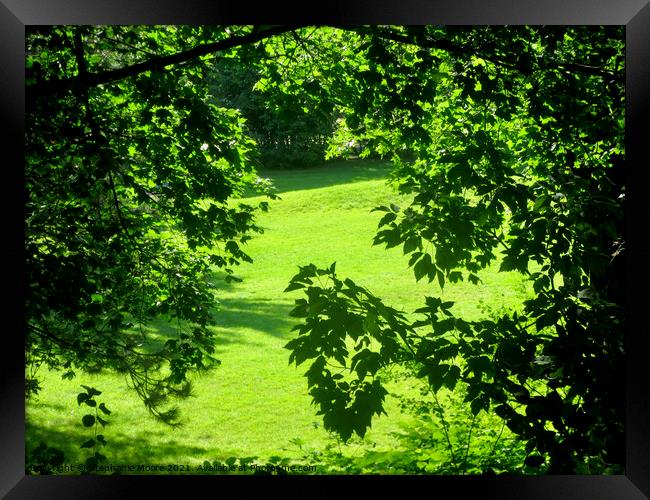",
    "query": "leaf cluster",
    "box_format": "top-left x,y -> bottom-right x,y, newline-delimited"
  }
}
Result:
281,25 -> 625,473
26,26 -> 275,424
